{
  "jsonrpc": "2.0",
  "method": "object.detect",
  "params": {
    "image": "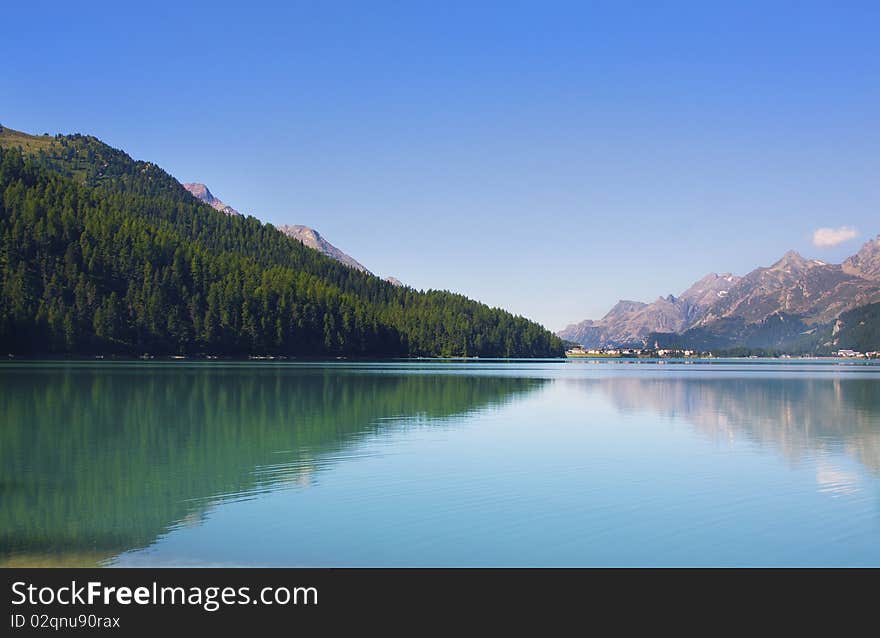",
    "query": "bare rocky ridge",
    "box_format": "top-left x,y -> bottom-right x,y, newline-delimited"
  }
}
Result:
182,183 -> 241,216
182,182 -> 372,275
559,277 -> 742,347
843,235 -> 880,279
559,235 -> 880,348
690,250 -> 878,328
275,225 -> 371,274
